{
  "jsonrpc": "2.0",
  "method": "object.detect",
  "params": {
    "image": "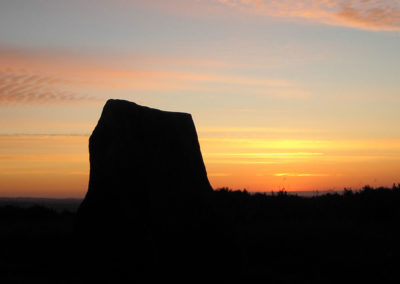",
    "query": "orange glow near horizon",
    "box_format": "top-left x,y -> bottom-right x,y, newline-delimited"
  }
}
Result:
1,1 -> 400,198
1,133 -> 400,197
200,135 -> 400,192
0,135 -> 89,197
